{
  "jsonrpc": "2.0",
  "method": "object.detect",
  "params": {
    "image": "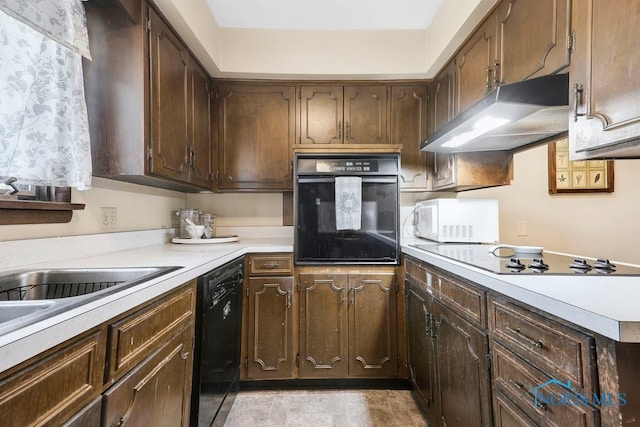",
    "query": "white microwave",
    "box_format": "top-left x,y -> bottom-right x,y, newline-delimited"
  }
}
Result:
414,198 -> 499,243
